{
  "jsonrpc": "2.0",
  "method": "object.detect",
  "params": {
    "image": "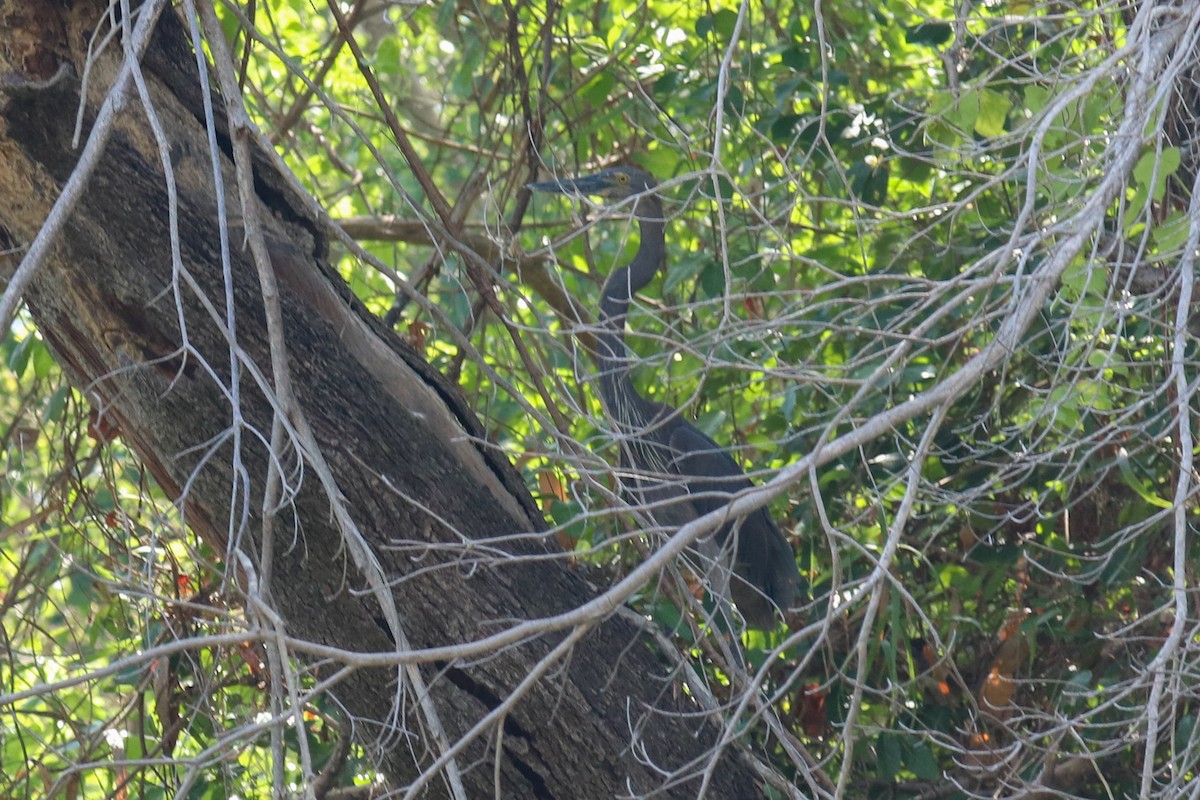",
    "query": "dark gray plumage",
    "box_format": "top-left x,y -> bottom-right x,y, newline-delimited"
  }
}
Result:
528,166 -> 800,628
